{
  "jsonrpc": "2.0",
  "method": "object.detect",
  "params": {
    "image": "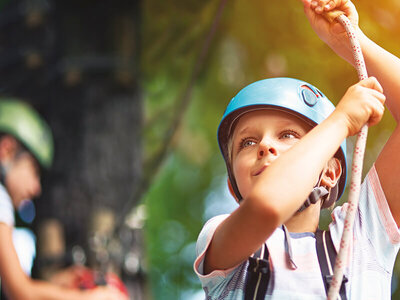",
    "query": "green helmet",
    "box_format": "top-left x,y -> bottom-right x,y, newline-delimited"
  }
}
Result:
0,99 -> 54,169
